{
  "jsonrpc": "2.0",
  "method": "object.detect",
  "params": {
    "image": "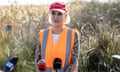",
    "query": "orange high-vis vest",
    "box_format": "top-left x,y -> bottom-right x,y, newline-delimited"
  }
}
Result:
39,26 -> 76,72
